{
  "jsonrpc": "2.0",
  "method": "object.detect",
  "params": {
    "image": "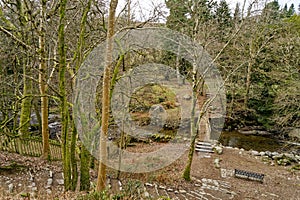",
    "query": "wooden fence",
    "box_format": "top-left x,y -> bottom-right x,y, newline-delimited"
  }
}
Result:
0,133 -> 62,160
